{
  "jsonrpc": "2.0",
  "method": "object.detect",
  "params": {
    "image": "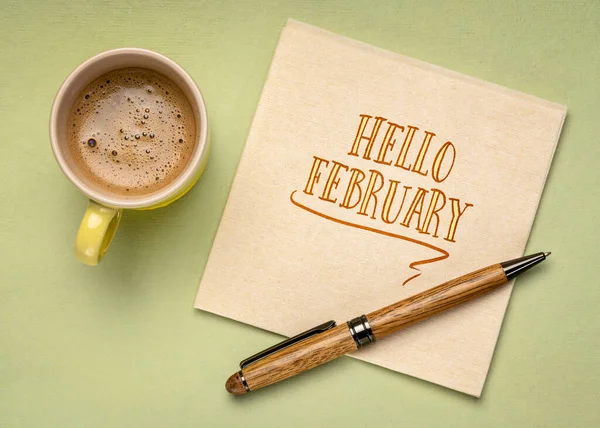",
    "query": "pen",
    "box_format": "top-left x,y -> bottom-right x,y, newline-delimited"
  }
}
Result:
225,252 -> 550,395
